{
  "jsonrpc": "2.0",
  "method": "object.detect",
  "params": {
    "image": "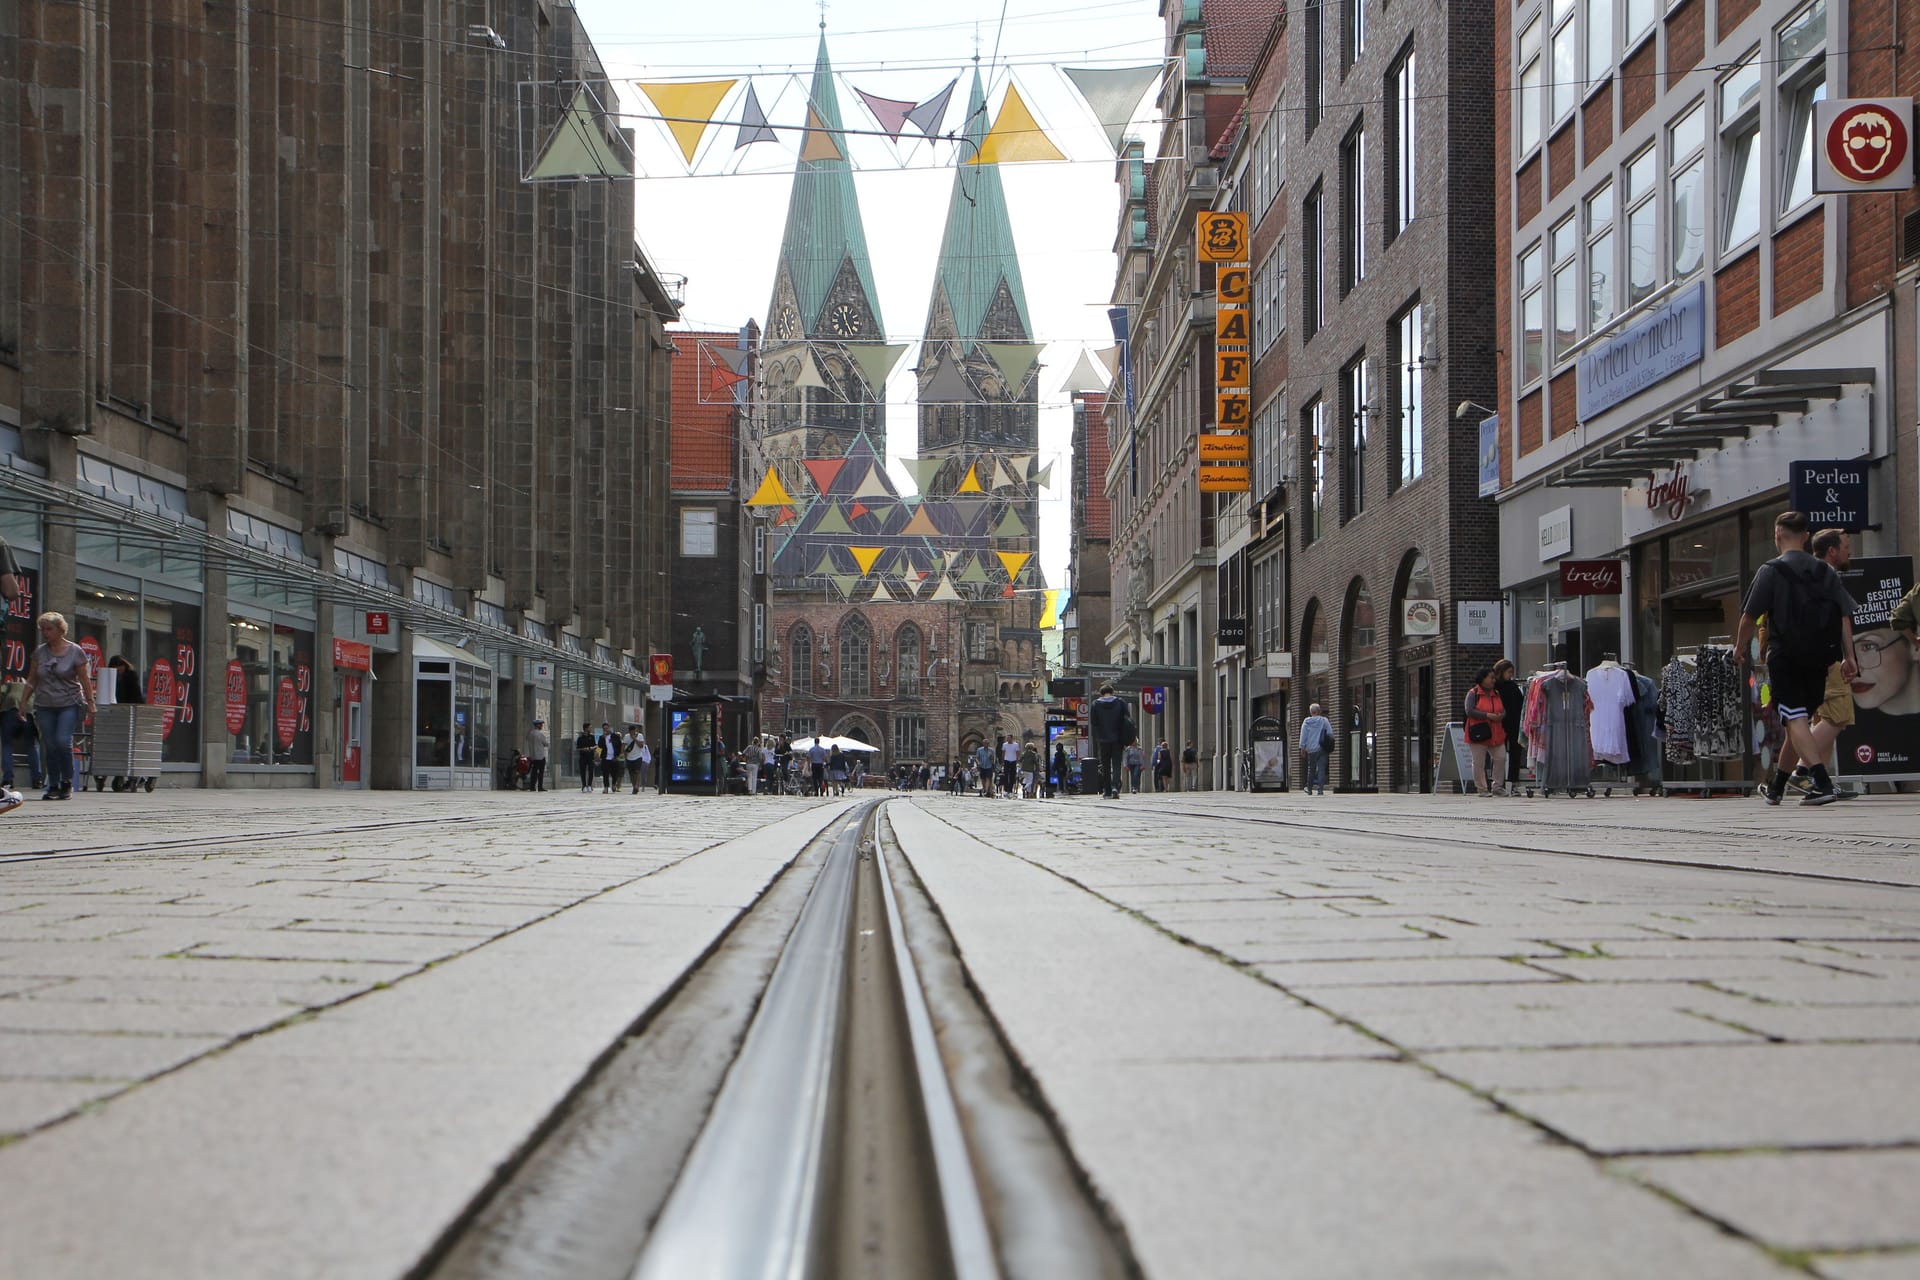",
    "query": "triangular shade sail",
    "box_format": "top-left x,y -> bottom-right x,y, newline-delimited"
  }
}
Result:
636,80 -> 737,164
920,356 -> 973,404
847,342 -> 908,393
850,546 -> 885,575
956,464 -> 985,494
905,79 -> 956,138
735,82 -> 779,148
868,579 -> 893,602
900,506 -> 942,537
852,464 -> 892,499
1038,589 -> 1061,629
792,350 -> 828,390
992,507 -> 1028,537
527,87 -> 634,180
996,550 -> 1032,580
830,574 -> 859,599
1062,65 -> 1162,152
929,577 -> 963,602
812,551 -> 837,577
855,88 -> 917,140
901,456 -> 946,493
982,342 -> 1044,388
803,458 -> 846,492
746,469 -> 794,508
1062,349 -> 1109,393
814,503 -> 854,535
971,83 -> 1065,165
993,458 -> 1022,488
801,106 -> 844,161
1032,460 -> 1055,489
959,556 -> 991,584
